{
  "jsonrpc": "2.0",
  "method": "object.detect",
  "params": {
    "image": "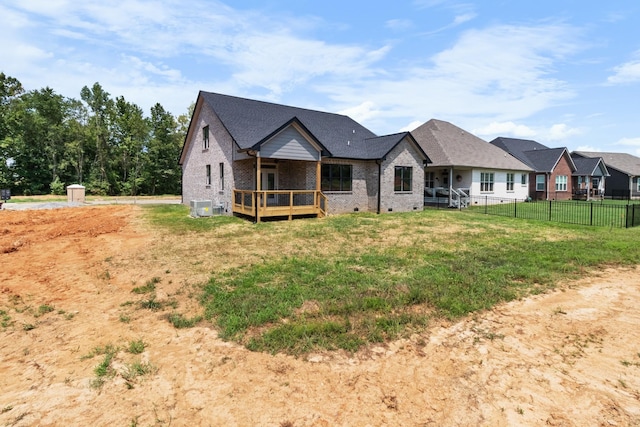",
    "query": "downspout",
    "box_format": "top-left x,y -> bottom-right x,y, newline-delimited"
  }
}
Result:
377,159 -> 382,214
377,160 -> 382,214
